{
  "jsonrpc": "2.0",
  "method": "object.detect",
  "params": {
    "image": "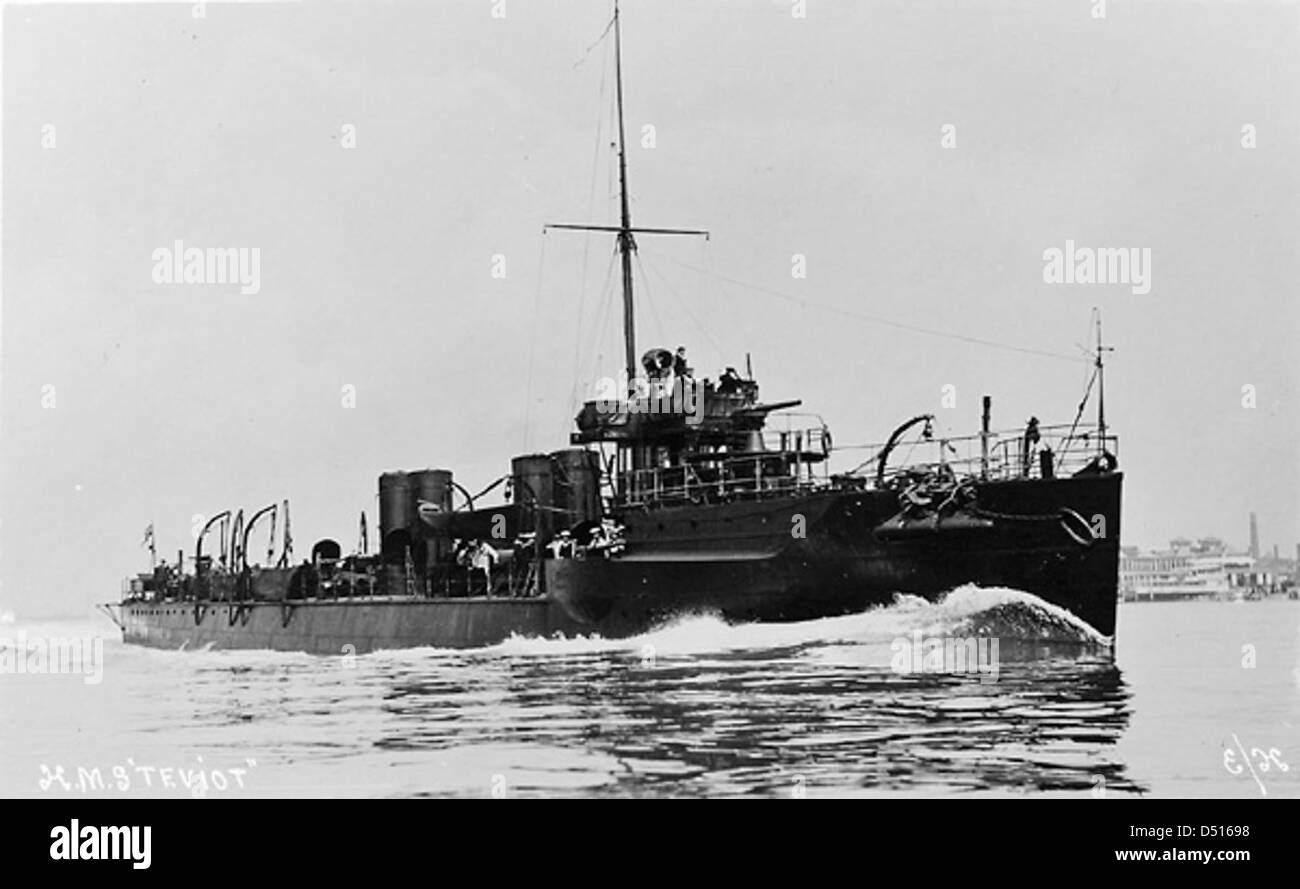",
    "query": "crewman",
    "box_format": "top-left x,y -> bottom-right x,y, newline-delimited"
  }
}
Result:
1021,416 -> 1041,476
471,540 -> 498,595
